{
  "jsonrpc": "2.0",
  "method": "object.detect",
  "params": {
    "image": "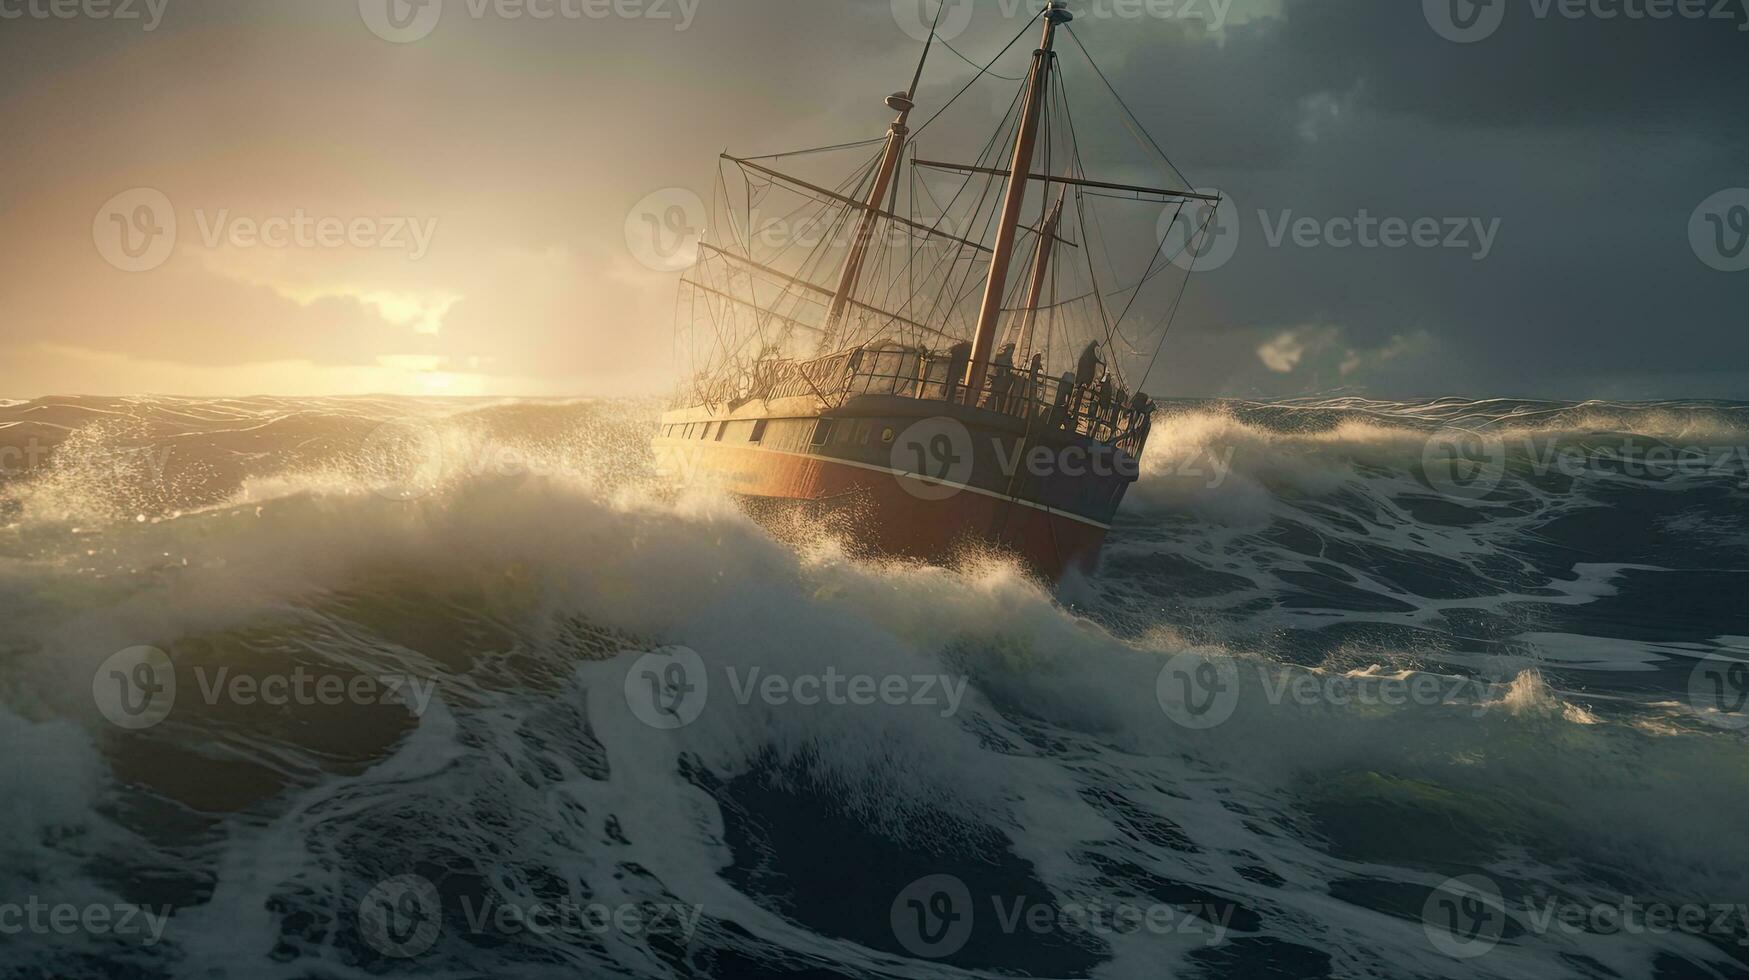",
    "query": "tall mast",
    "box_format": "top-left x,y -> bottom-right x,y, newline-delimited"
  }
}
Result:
824,18 -> 940,337
965,0 -> 1072,396
1007,189 -> 1067,356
